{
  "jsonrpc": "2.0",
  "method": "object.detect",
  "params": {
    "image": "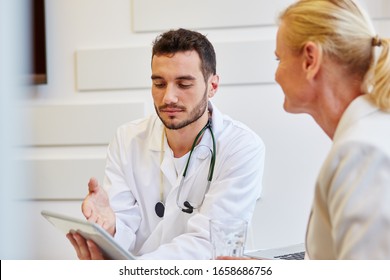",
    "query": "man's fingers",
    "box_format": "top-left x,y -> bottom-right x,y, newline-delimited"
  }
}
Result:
85,212 -> 98,224
67,232 -> 82,257
87,240 -> 105,260
88,177 -> 99,193
73,233 -> 92,260
67,232 -> 92,259
81,200 -> 93,219
82,177 -> 100,219
67,232 -> 106,260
